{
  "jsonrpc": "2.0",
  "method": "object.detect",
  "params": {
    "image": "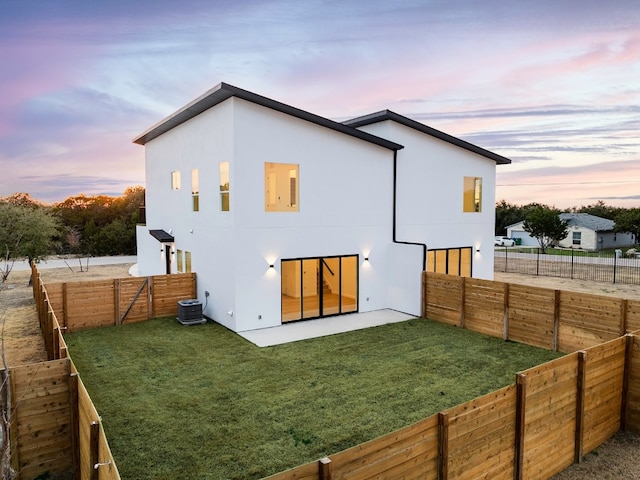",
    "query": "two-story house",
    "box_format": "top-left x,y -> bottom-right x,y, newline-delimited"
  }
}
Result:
133,82 -> 510,332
